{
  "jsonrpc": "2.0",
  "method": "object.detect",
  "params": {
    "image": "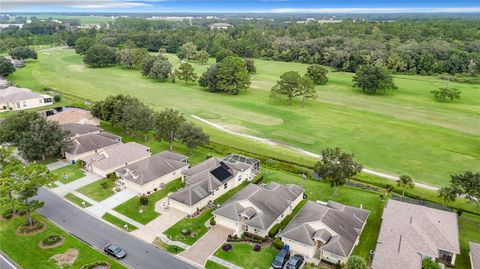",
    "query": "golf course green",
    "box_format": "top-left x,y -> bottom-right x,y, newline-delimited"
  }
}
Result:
7,48 -> 480,187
